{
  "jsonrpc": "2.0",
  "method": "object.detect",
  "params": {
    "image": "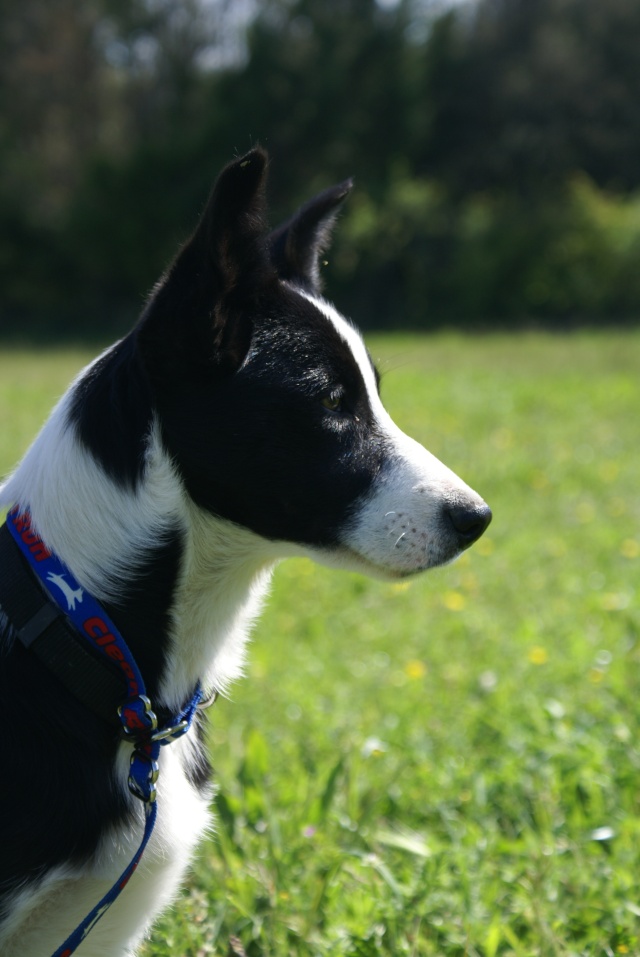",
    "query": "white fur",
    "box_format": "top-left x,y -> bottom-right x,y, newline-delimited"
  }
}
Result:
0,353 -> 184,605
163,502 -> 278,710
